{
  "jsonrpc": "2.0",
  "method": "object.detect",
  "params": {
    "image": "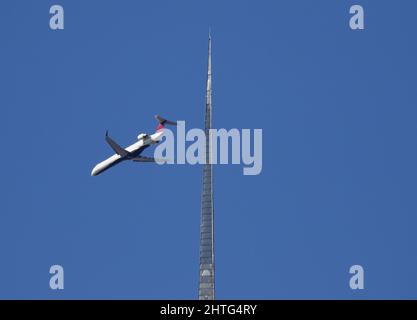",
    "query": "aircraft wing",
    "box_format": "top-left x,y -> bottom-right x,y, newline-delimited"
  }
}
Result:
105,131 -> 129,157
131,156 -> 168,163
131,156 -> 157,162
